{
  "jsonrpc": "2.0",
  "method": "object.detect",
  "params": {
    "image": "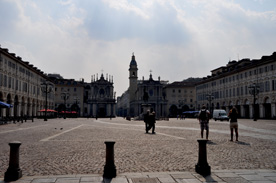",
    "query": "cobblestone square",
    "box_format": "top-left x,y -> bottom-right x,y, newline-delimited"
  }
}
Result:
0,117 -> 276,178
